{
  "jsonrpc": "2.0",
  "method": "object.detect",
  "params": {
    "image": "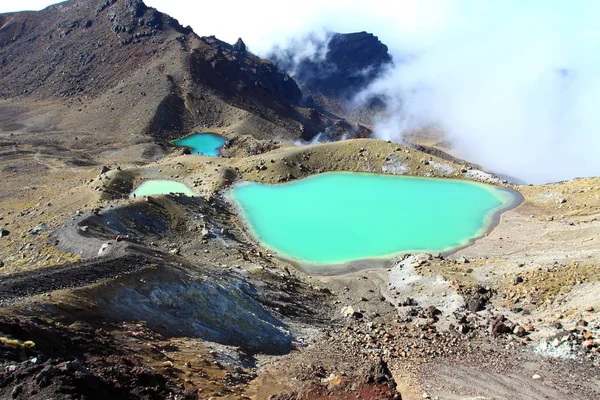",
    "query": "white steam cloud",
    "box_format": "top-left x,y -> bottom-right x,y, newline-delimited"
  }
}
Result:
11,0 -> 600,183
354,2 -> 600,183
